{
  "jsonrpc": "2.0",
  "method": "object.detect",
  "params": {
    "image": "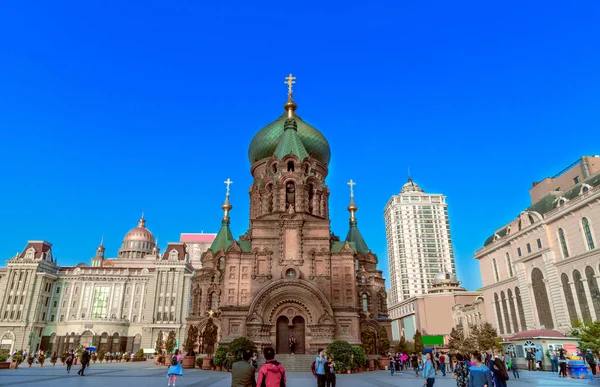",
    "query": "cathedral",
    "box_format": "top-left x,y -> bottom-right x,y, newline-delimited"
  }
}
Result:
188,75 -> 391,354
